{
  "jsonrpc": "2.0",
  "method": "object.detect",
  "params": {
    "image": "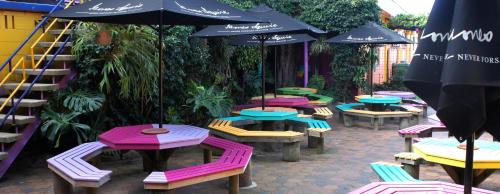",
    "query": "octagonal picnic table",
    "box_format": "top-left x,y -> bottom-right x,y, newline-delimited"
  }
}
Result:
413,138 -> 500,186
99,124 -> 209,171
355,95 -> 402,111
250,96 -> 310,107
349,181 -> 497,194
239,107 -> 298,120
374,91 -> 416,99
